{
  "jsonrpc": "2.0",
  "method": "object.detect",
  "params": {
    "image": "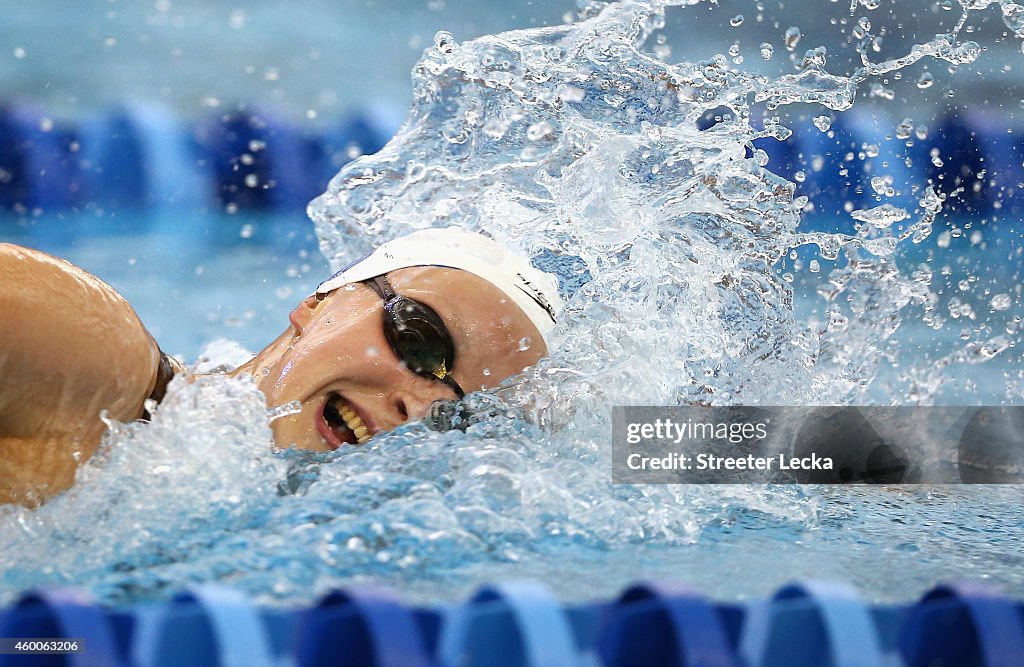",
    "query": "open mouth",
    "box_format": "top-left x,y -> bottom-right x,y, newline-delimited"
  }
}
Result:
317,392 -> 371,449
